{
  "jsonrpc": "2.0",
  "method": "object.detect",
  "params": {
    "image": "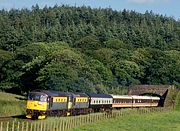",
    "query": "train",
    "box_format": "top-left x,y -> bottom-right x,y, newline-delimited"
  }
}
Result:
26,89 -> 160,119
